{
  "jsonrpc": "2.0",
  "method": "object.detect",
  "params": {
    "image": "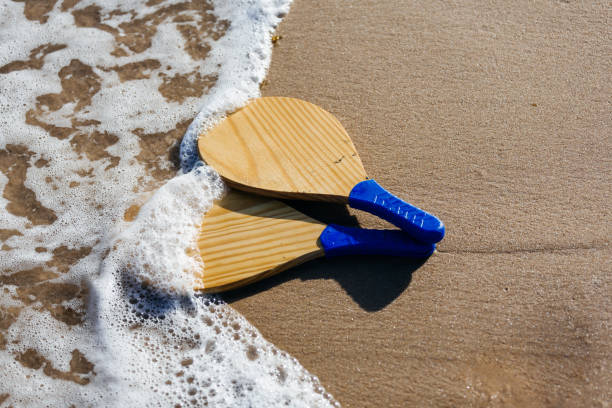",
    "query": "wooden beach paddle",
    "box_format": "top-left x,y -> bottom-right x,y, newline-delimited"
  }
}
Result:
198,97 -> 445,244
196,190 -> 434,293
